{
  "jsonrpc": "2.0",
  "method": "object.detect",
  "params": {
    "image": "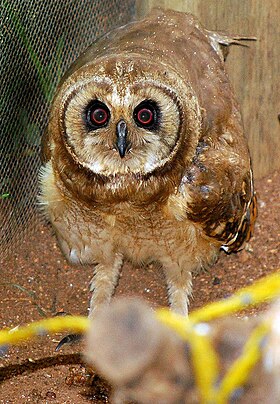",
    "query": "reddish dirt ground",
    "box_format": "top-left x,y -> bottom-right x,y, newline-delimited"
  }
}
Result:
0,169 -> 279,403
